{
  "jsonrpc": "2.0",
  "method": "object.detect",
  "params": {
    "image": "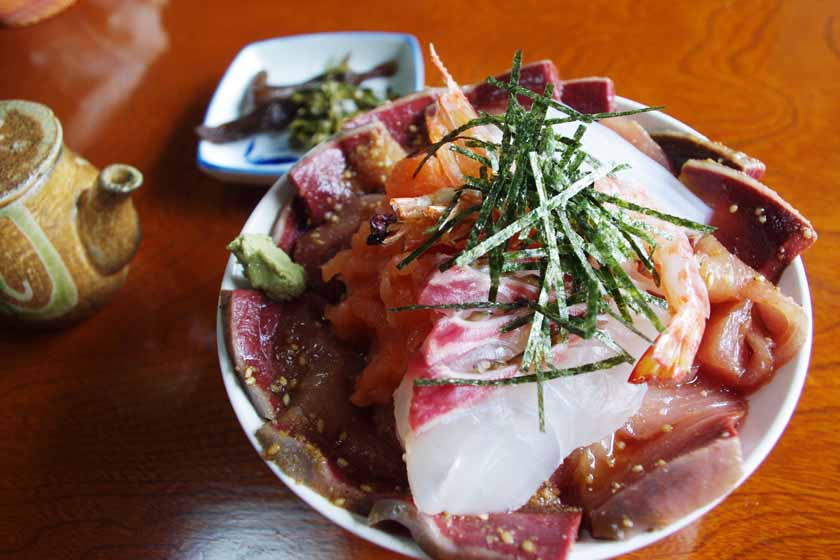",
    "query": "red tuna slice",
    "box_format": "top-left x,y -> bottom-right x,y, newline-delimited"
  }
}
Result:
220,289 -> 288,419
589,436 -> 742,539
342,90 -> 440,150
652,131 -> 766,179
287,142 -> 353,225
337,121 -> 407,192
270,199 -> 305,253
466,60 -> 564,113
222,289 -> 407,511
560,77 -> 615,114
369,499 -> 581,560
561,383 -> 745,538
293,193 -> 386,299
678,159 -> 816,281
